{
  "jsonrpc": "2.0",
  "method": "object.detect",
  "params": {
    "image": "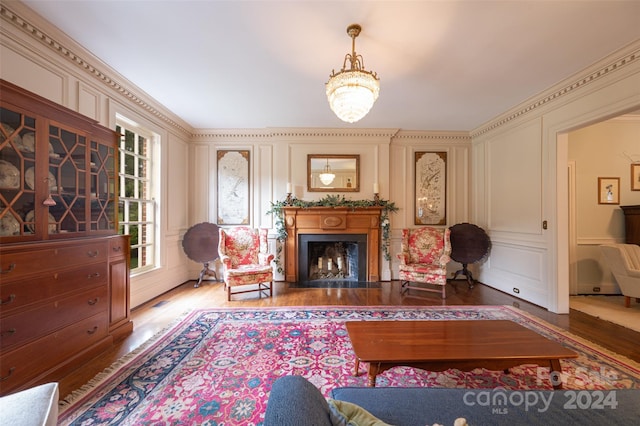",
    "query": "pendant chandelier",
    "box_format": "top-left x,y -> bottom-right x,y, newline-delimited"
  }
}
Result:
318,159 -> 336,185
326,24 -> 380,123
